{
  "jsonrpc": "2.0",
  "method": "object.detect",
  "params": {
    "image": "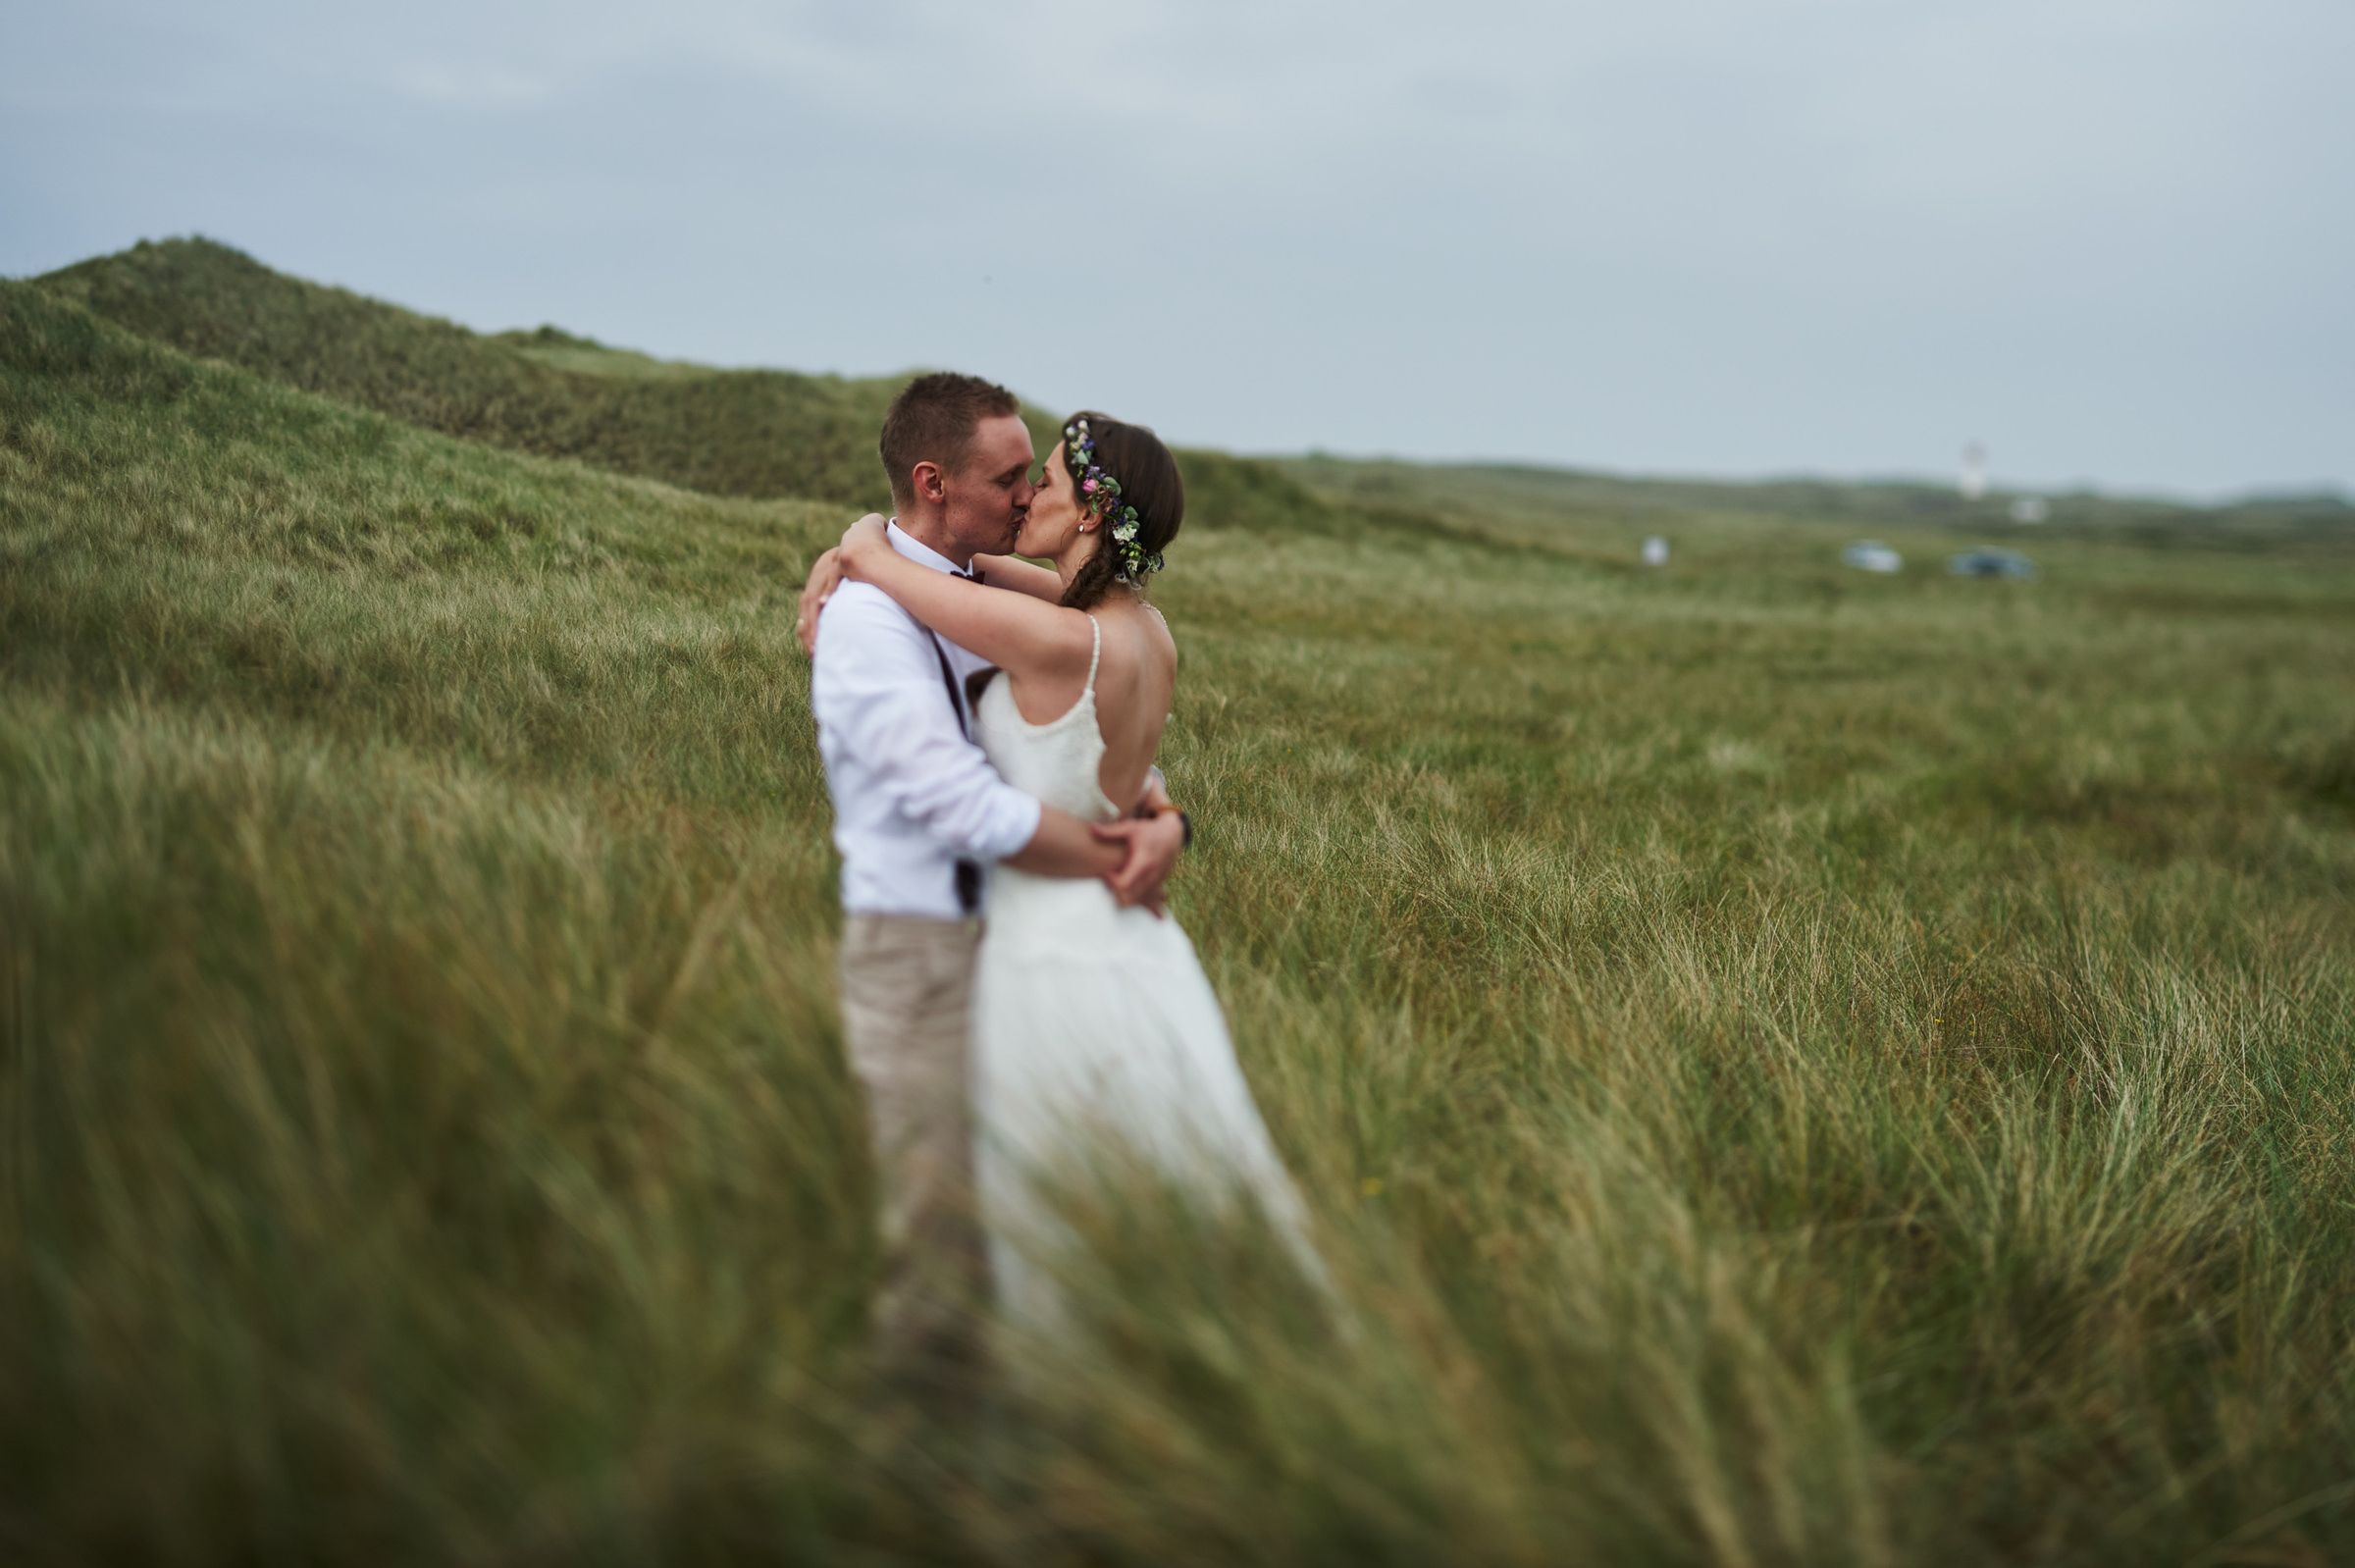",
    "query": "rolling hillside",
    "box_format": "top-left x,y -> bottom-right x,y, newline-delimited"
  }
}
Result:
49,238 -> 2344,563
1271,454 -> 2355,555
33,238 -> 1363,539
34,237 -> 954,509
